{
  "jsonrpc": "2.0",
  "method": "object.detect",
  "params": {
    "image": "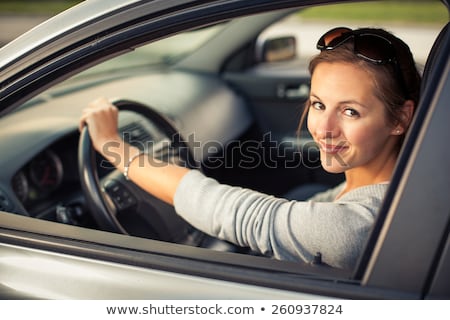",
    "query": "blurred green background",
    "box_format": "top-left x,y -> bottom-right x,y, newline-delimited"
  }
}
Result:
300,0 -> 448,25
0,0 -> 83,15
